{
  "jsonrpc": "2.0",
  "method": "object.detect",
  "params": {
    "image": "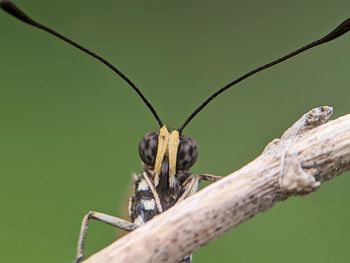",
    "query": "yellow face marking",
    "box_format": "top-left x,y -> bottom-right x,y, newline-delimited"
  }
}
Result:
168,130 -> 180,188
154,126 -> 169,186
153,126 -> 180,187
